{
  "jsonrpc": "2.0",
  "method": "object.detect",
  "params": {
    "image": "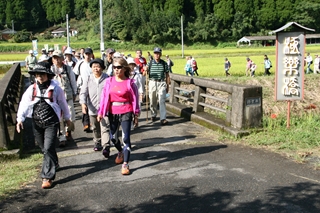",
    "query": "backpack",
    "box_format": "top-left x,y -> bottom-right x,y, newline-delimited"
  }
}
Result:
32,83 -> 54,102
268,60 -> 272,68
170,60 -> 174,67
